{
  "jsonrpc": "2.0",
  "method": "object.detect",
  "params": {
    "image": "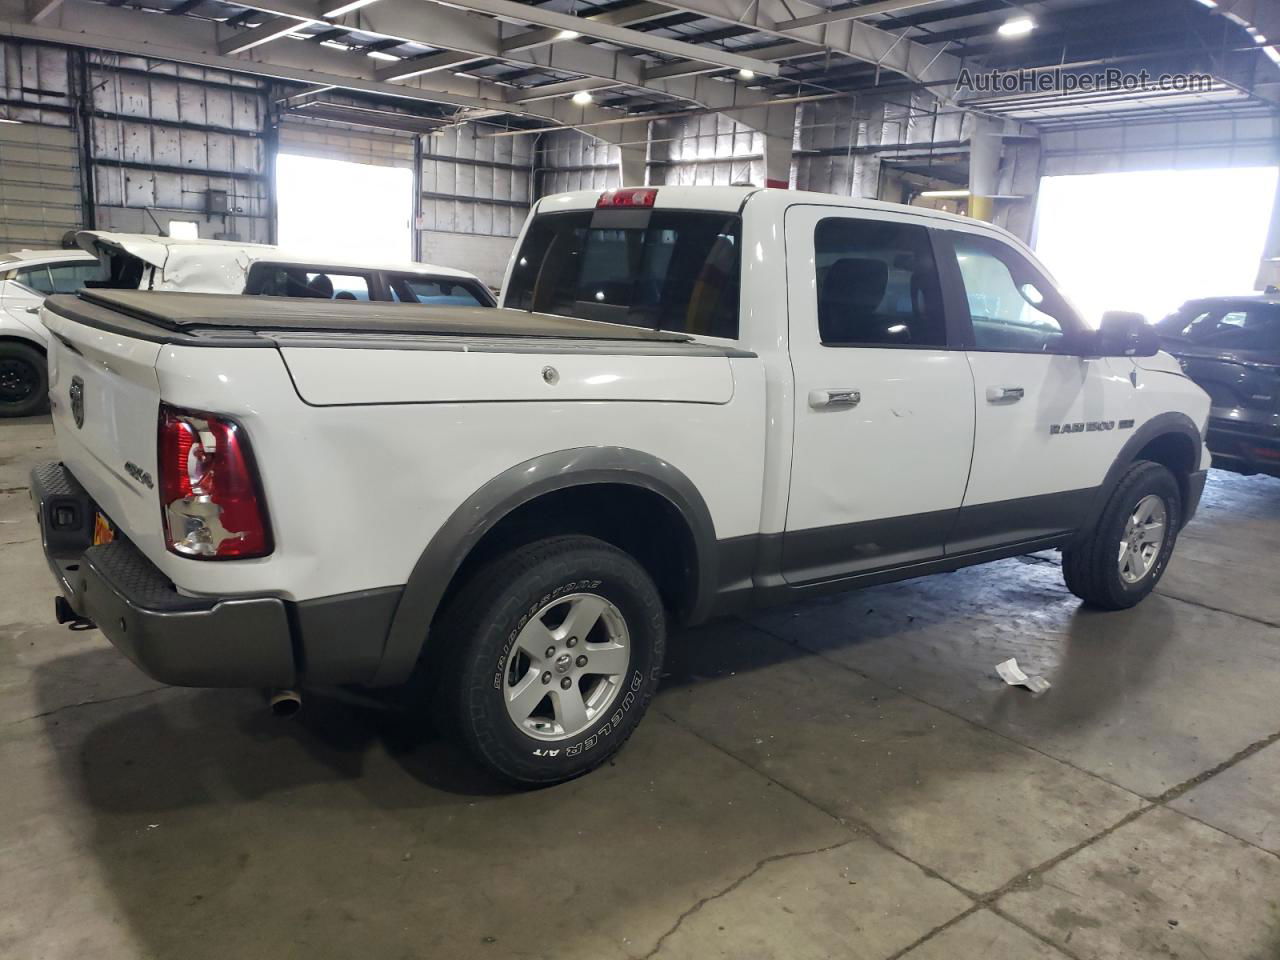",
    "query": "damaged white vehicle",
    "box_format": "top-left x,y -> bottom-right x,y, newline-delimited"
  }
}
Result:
2,232 -> 493,416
